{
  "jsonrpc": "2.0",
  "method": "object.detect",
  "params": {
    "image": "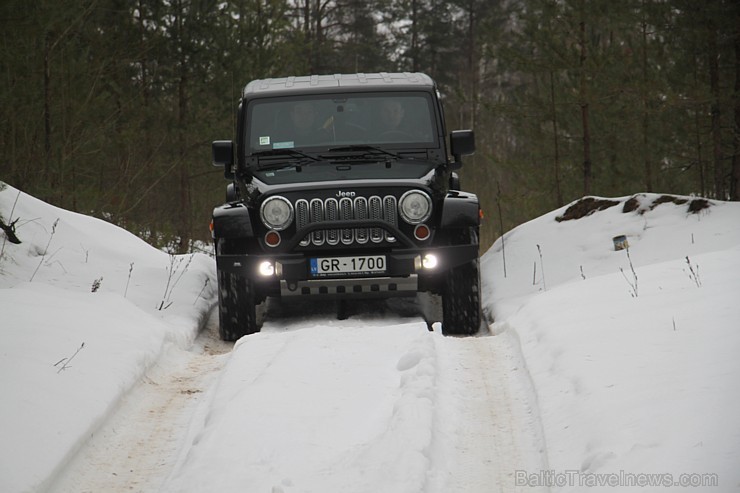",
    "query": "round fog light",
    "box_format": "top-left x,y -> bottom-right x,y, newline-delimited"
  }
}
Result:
422,254 -> 438,269
258,261 -> 275,276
